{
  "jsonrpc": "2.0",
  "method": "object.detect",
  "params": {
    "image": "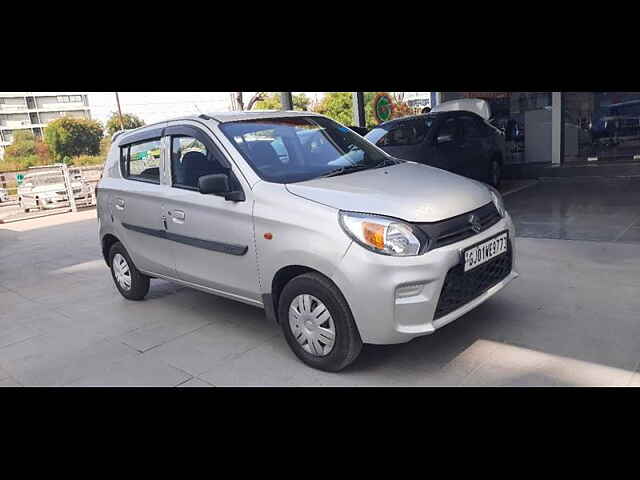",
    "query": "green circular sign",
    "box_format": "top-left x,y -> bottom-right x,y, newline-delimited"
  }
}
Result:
374,94 -> 393,123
